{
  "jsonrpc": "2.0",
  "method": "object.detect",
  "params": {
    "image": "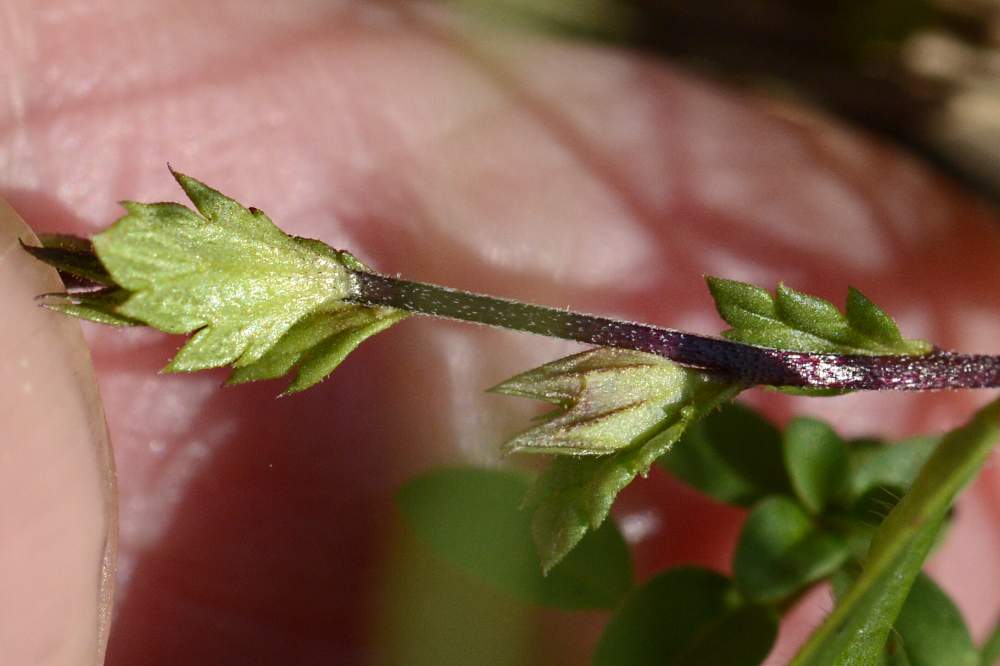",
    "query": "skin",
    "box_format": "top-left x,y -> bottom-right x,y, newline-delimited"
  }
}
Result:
1,1 -> 999,663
